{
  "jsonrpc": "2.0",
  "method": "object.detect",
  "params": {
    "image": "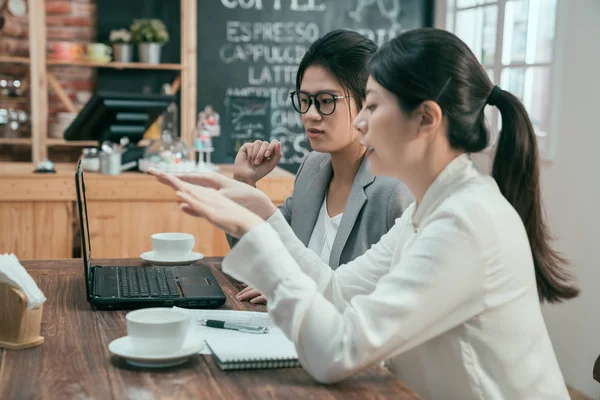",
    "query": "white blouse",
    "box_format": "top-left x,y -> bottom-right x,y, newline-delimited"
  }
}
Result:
223,154 -> 569,399
307,196 -> 343,264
